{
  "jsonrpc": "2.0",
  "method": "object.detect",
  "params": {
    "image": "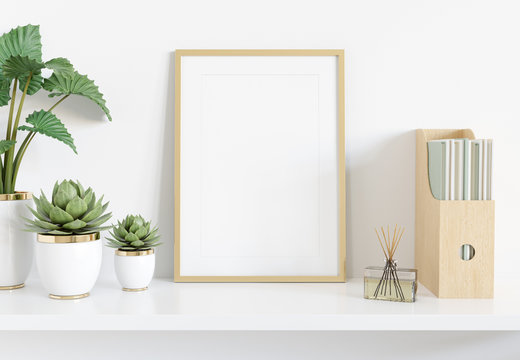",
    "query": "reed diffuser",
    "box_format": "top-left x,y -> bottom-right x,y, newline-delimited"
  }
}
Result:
364,225 -> 417,302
